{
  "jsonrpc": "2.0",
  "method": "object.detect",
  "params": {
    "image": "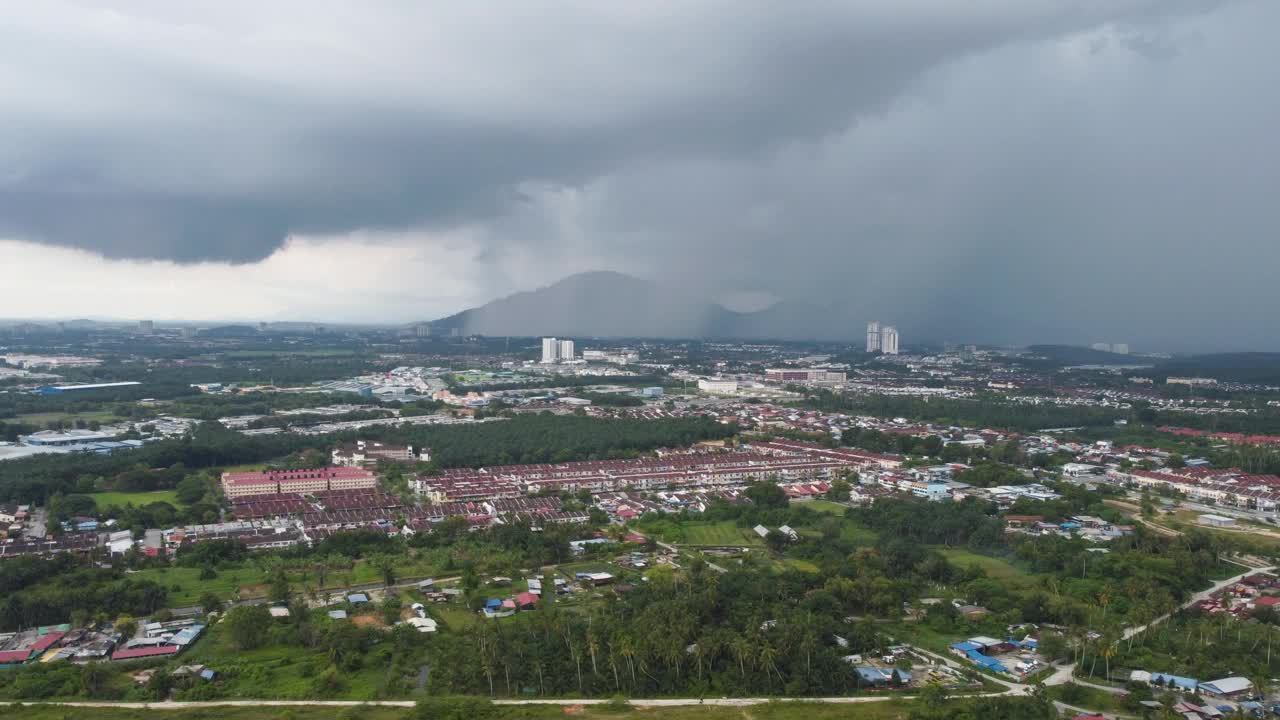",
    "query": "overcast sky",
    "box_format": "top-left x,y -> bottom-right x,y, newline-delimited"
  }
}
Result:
3,1 -> 1278,350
